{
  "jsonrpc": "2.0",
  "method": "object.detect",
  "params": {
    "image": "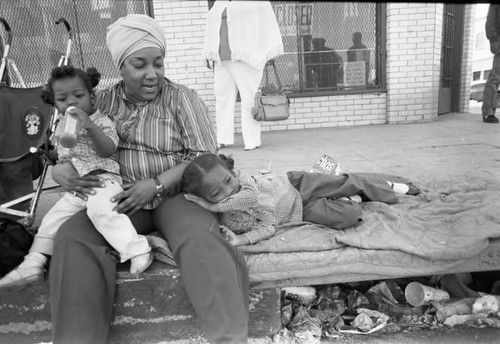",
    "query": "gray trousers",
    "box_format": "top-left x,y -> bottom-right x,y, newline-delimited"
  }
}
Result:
49,193 -> 249,344
287,171 -> 398,229
482,52 -> 500,118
